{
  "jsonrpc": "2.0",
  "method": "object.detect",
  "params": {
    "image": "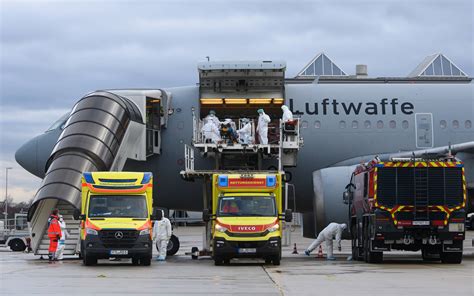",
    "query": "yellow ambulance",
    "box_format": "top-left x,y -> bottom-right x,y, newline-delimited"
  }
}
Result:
203,172 -> 292,265
76,172 -> 154,266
